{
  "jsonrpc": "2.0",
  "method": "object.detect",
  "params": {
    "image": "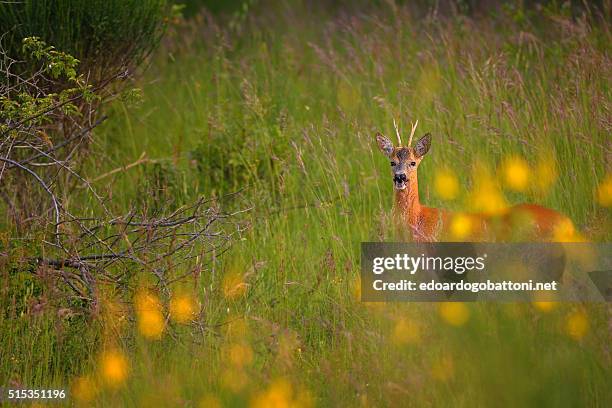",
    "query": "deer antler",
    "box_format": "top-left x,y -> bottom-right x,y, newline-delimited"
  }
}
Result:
393,118 -> 402,146
407,119 -> 419,147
